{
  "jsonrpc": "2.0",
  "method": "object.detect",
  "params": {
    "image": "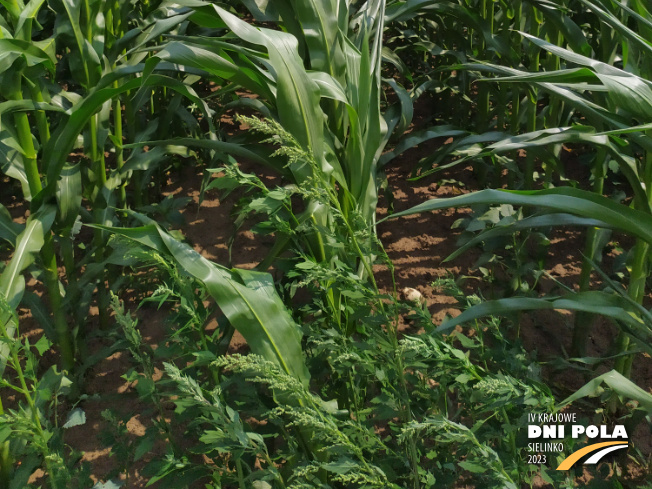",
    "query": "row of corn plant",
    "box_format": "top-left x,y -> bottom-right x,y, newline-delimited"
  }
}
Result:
383,0 -> 652,383
383,0 -> 619,188
0,1 -> 236,483
0,0 -> 218,372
